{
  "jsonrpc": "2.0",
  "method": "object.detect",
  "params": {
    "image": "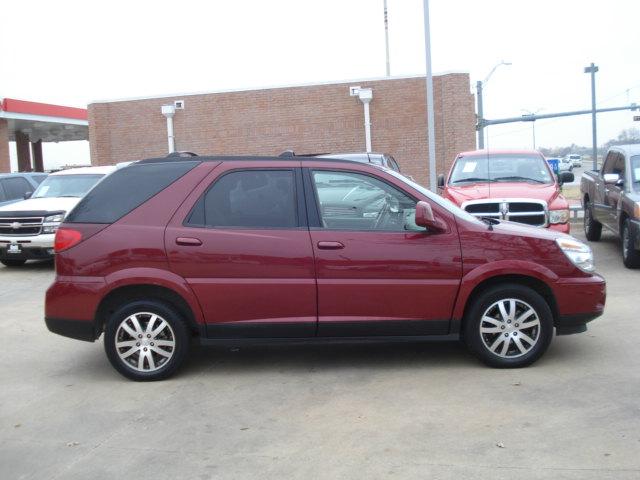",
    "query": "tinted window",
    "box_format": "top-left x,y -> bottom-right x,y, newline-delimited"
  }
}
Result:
188,170 -> 297,228
612,153 -> 625,176
2,177 -> 31,199
0,184 -> 6,202
631,155 -> 640,188
32,174 -> 104,198
66,161 -> 199,224
32,174 -> 48,185
312,170 -> 419,231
